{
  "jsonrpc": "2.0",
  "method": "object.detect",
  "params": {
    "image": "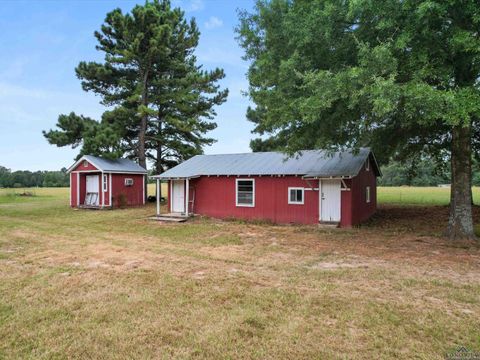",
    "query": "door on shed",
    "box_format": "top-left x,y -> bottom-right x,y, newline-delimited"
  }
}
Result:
172,180 -> 185,213
320,180 -> 341,222
85,175 -> 99,206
